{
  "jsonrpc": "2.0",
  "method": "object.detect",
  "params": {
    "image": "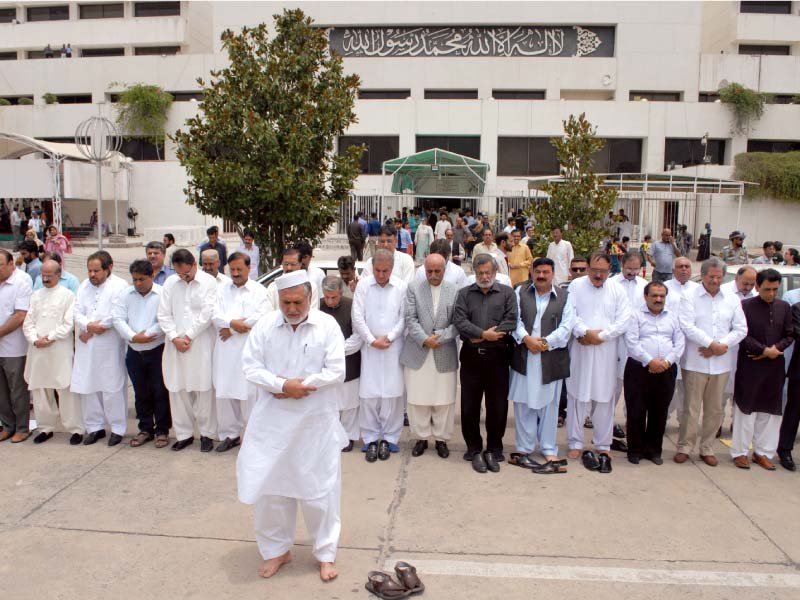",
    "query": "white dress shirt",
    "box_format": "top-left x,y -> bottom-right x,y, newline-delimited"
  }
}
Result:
112,284 -> 164,351
236,243 -> 260,279
679,284 -> 747,375
0,268 -> 32,357
414,261 -> 468,288
625,306 -> 685,367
